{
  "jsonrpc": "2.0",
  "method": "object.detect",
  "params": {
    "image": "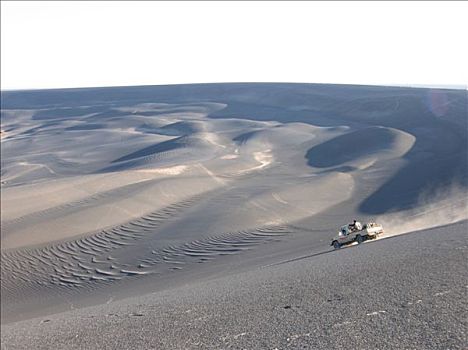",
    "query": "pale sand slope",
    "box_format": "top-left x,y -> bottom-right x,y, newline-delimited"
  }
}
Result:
1,84 -> 467,346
